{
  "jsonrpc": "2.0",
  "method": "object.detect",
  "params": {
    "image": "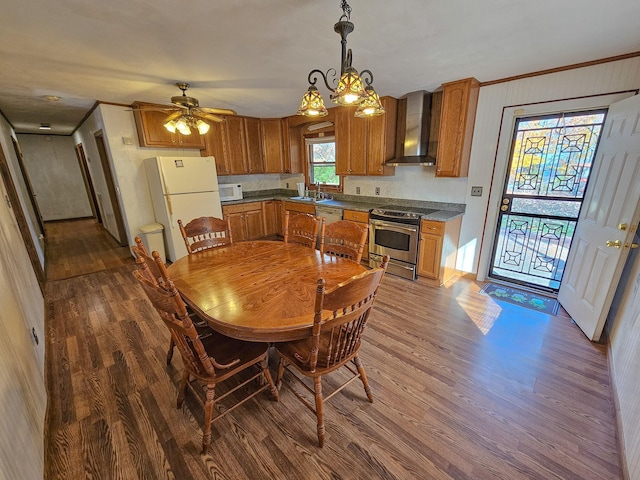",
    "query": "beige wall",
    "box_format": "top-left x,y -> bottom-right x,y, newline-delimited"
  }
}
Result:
17,133 -> 92,220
